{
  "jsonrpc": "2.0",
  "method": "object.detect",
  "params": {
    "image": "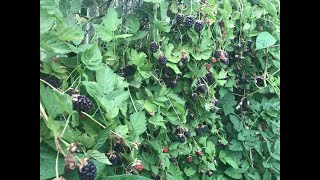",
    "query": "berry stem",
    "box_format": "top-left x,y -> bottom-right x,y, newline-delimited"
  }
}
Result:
59,114 -> 71,138
55,151 -> 60,180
